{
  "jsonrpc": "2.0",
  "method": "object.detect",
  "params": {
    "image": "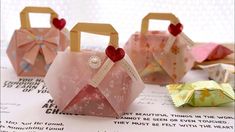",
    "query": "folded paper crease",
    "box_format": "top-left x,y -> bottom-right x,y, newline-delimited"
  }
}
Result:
167,81 -> 235,107
45,50 -> 144,117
